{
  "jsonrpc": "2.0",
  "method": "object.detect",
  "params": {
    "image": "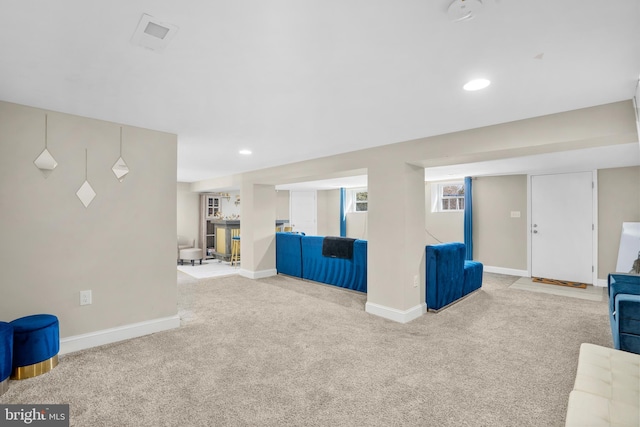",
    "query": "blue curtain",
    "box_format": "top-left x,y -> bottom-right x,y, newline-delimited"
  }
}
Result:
464,177 -> 473,260
339,188 -> 347,237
